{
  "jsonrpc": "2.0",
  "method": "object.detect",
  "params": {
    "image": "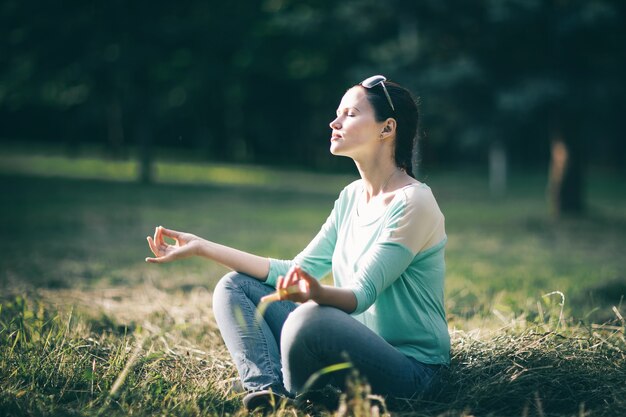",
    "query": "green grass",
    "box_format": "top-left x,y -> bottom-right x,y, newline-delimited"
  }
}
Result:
1,151 -> 625,416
